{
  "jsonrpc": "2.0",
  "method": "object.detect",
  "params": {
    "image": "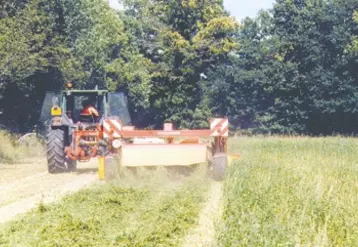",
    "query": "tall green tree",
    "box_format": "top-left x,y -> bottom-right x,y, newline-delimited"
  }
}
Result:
203,11 -> 273,131
60,0 -> 152,111
204,0 -> 358,135
265,0 -> 358,134
0,0 -> 69,130
0,0 -> 151,131
121,0 -> 239,128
